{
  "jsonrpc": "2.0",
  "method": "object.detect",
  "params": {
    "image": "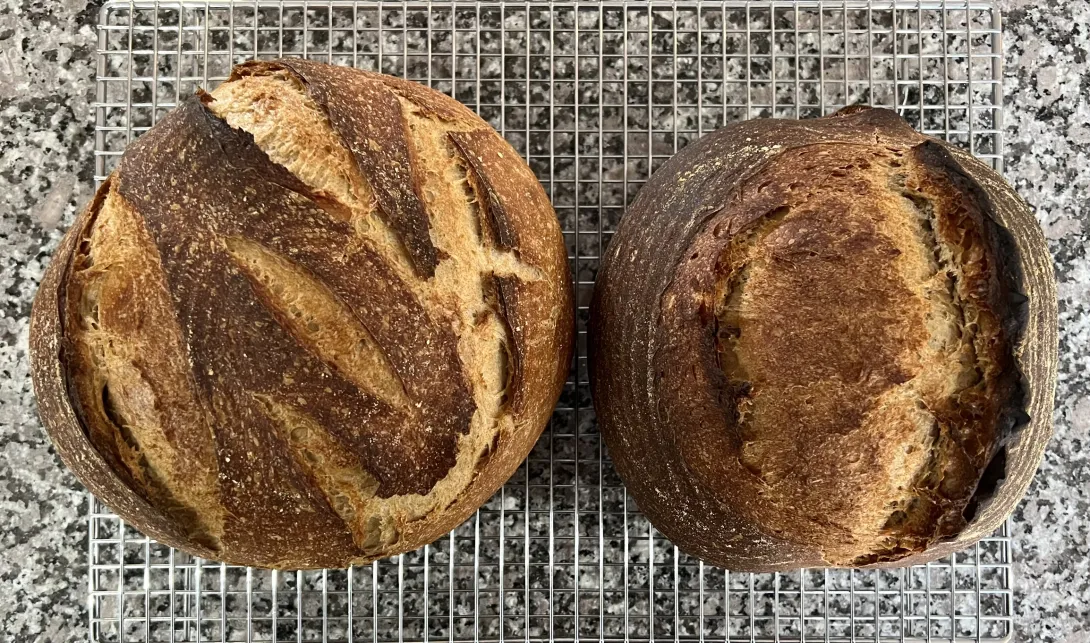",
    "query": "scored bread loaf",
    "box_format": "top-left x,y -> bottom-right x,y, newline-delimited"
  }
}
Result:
589,107 -> 1057,570
30,59 -> 573,569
